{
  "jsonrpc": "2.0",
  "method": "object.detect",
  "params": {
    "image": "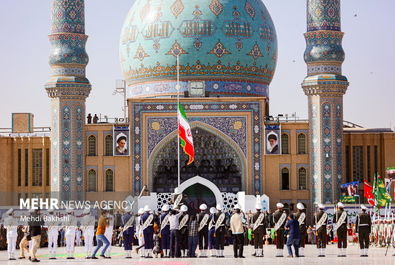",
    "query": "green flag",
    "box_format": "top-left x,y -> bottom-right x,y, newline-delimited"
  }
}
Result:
373,174 -> 392,207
